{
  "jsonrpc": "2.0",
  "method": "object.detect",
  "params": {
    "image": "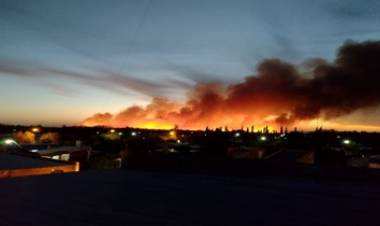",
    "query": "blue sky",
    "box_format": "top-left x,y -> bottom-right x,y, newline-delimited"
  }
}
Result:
0,0 -> 379,125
